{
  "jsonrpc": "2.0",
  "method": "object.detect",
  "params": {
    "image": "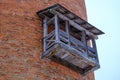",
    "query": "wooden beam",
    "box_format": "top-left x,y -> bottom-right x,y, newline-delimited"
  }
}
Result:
65,20 -> 71,47
55,11 -> 98,39
92,38 -> 99,63
87,27 -> 95,31
55,15 -> 60,42
81,31 -> 88,57
43,17 -> 48,52
71,17 -> 79,20
47,16 -> 55,25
